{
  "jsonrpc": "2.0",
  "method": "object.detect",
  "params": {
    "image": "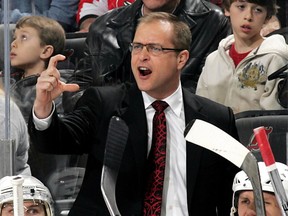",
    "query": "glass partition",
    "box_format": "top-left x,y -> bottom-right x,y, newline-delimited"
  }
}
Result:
0,0 -> 14,178
0,0 -> 287,216
0,1 -> 87,215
